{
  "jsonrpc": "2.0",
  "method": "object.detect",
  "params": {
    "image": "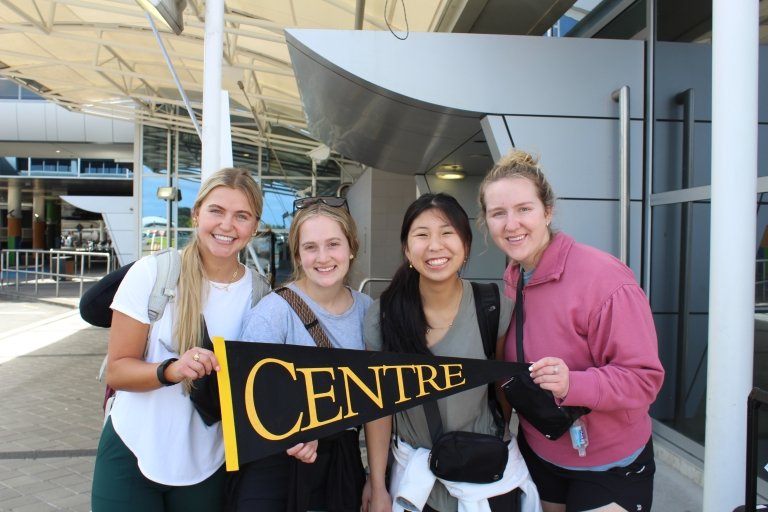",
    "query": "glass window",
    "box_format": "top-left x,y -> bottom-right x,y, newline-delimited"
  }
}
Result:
261,179 -> 309,230
651,200 -> 711,444
29,158 -> 75,174
1,157 -> 21,175
138,125 -> 348,276
143,125 -> 170,176
0,79 -> 19,99
80,159 -> 133,176
19,87 -> 44,100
